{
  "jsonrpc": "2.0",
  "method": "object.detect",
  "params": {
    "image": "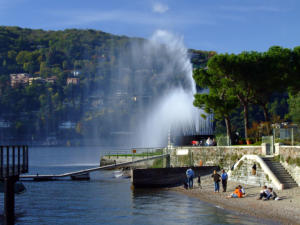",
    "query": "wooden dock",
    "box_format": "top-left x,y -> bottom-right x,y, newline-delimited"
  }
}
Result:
20,154 -> 170,181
